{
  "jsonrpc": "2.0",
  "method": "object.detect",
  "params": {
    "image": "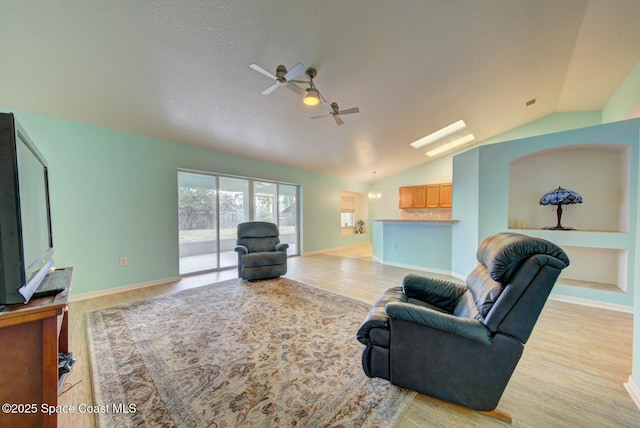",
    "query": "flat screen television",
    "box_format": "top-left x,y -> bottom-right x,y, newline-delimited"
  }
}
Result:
0,112 -> 54,306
